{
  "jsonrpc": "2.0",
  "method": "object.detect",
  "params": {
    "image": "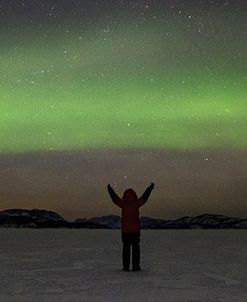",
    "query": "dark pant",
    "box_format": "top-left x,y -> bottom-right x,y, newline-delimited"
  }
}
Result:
121,232 -> 140,270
